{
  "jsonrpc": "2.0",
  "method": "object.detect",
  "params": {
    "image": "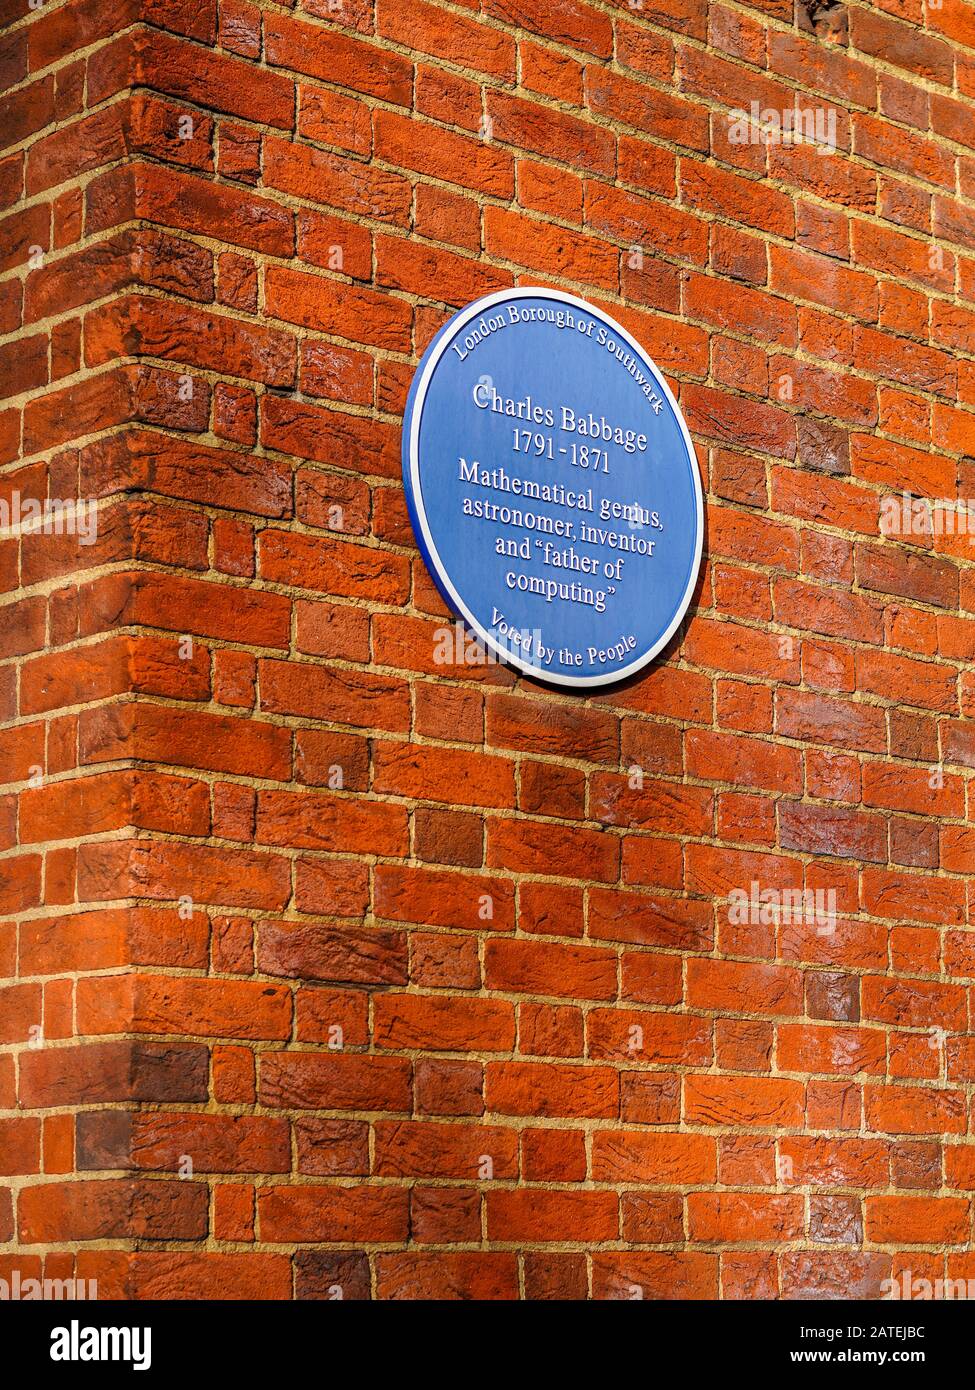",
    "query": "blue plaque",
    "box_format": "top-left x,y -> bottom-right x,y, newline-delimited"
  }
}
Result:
402,288 -> 703,689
